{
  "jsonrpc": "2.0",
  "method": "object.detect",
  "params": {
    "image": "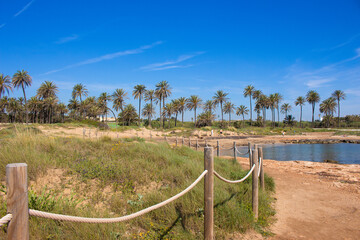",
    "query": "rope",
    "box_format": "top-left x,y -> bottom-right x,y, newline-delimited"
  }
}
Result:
258,157 -> 262,177
219,146 -> 234,151
0,214 -> 12,227
213,165 -> 255,184
29,170 -> 208,223
235,148 -> 249,155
